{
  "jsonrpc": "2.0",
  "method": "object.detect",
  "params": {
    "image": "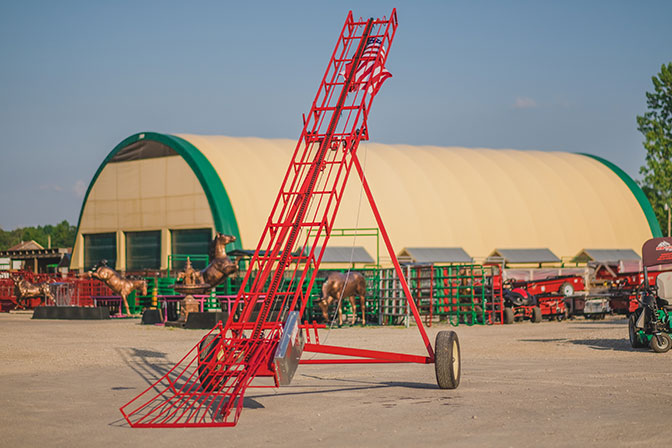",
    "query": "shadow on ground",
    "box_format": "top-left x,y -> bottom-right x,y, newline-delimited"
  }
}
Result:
569,318 -> 627,327
245,374 -> 438,401
568,338 -> 635,352
519,335 -> 638,352
115,347 -> 174,388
